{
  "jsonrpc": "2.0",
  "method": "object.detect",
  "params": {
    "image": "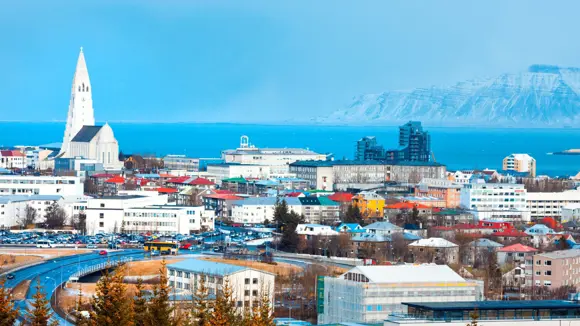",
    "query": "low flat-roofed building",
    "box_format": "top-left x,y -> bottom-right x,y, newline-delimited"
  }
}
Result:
166,258 -> 275,312
385,300 -> 580,325
317,264 -> 482,324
